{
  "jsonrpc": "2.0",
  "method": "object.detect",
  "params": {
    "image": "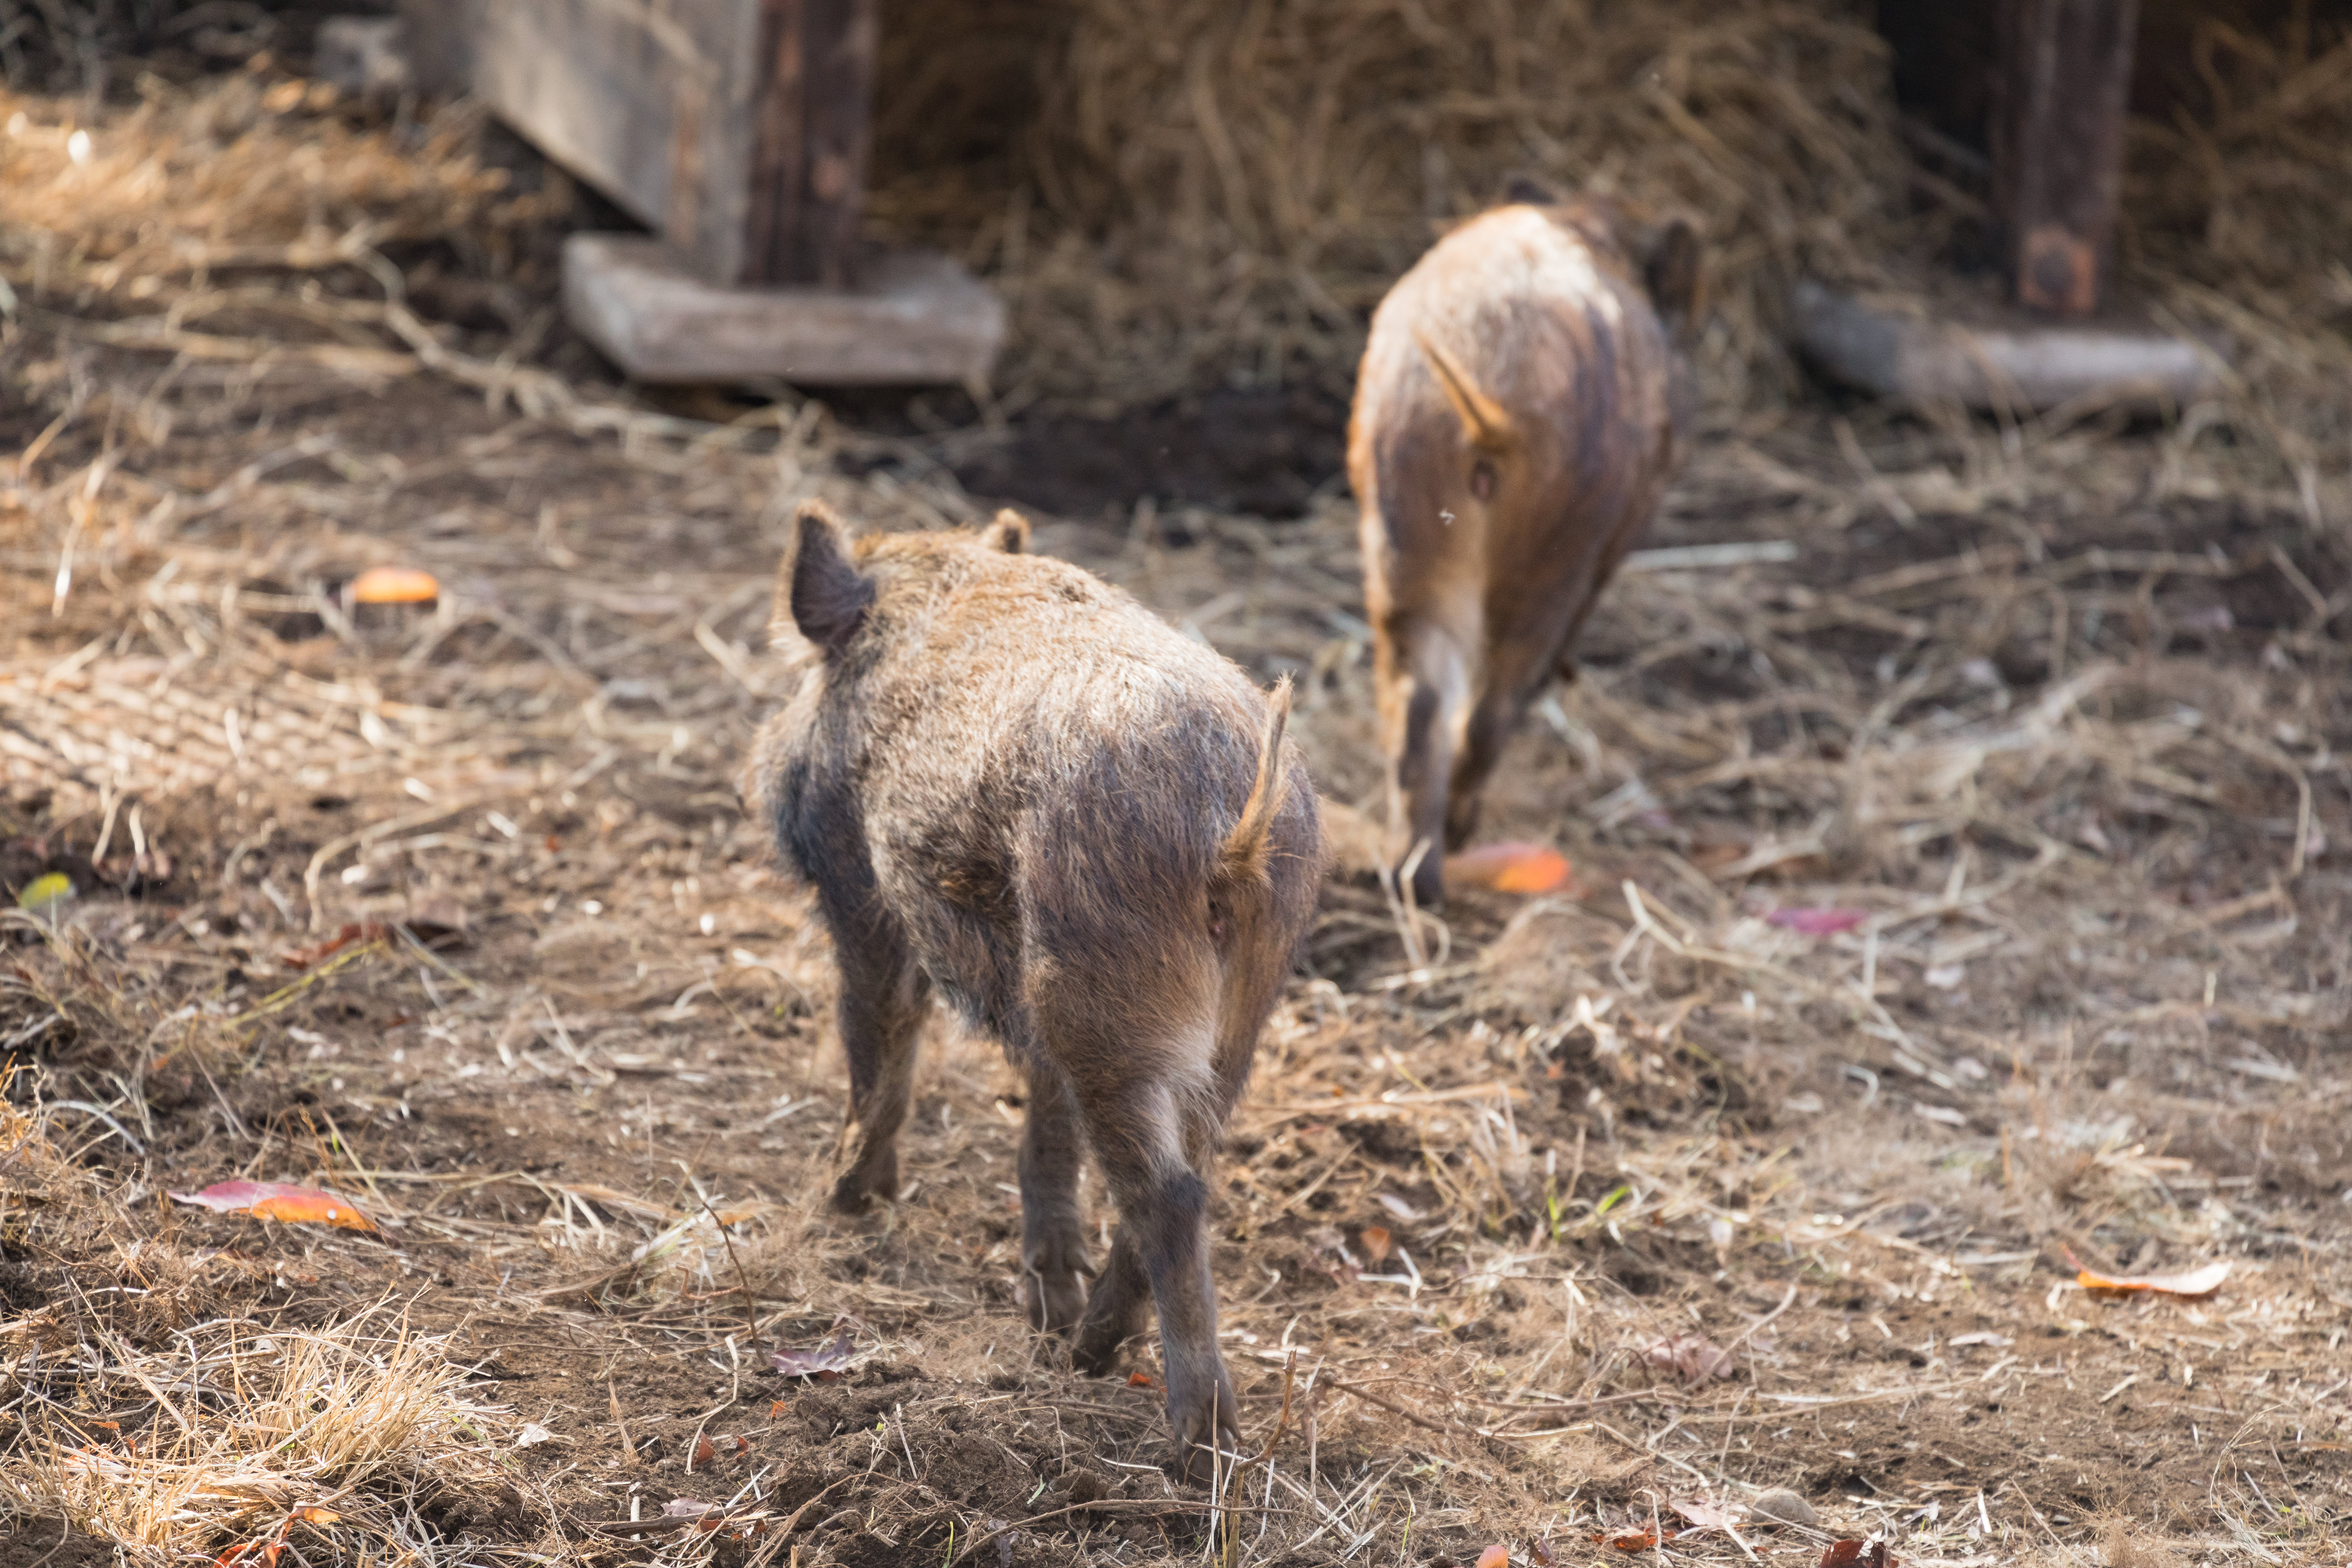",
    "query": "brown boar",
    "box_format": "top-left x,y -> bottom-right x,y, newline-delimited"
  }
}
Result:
1348,180 -> 1699,905
740,501 -> 1321,1477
